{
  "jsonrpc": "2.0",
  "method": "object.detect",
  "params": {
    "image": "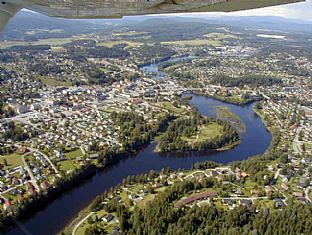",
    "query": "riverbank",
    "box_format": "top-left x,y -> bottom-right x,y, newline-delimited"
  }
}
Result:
193,91 -> 262,106
60,105 -> 279,235
6,94 -> 272,235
